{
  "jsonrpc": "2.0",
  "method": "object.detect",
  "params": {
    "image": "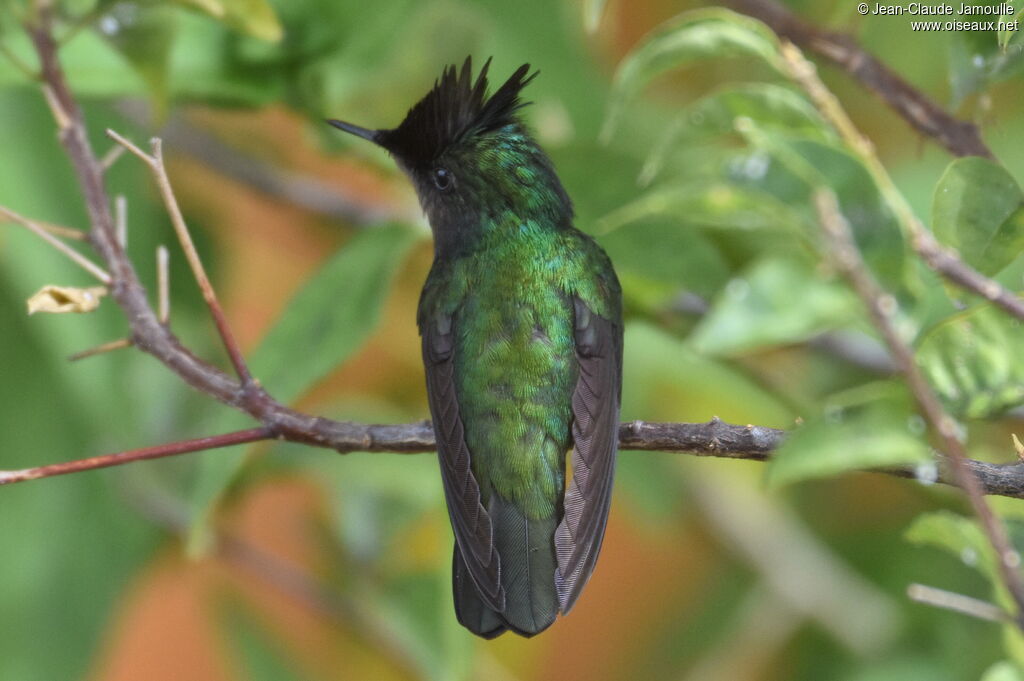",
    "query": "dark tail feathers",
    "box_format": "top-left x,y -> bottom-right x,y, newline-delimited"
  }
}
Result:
453,496 -> 559,638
